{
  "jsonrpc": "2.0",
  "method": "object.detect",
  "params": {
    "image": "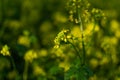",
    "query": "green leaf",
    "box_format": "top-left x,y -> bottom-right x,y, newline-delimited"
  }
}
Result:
76,71 -> 87,80
49,66 -> 61,75
76,66 -> 93,80
83,66 -> 93,78
64,66 -> 77,80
